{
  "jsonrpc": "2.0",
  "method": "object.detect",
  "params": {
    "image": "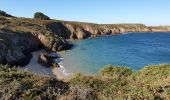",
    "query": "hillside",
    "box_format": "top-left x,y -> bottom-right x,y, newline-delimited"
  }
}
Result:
0,64 -> 170,99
